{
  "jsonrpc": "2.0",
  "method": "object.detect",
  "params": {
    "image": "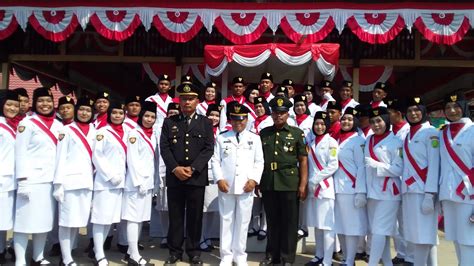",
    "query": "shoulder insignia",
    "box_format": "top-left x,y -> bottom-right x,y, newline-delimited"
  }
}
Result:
96,134 -> 104,141
330,147 -> 337,157
58,133 -> 65,141
431,138 -> 439,148
129,137 -> 137,144
18,126 -> 25,133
